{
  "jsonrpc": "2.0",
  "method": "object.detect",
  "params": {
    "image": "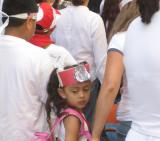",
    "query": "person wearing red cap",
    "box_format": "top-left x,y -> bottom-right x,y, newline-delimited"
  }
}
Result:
29,2 -> 77,76
30,2 -> 57,48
